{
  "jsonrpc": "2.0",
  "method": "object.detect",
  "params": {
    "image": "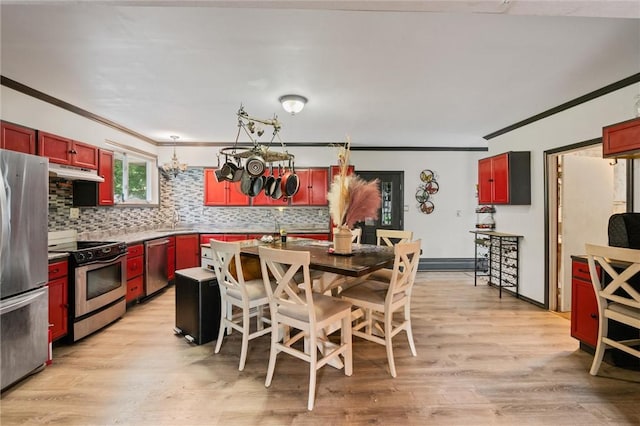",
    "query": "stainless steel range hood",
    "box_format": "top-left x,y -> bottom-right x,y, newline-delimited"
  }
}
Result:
48,164 -> 105,182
